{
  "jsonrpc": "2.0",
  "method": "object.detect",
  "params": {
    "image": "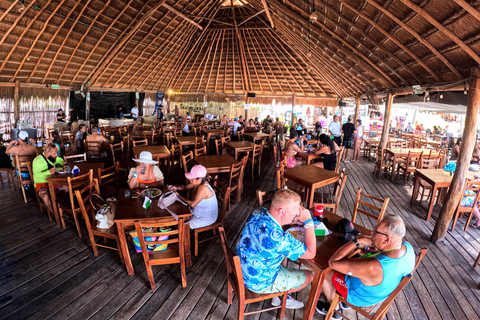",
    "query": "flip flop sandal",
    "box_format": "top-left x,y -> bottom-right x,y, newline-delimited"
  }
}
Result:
469,223 -> 480,229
